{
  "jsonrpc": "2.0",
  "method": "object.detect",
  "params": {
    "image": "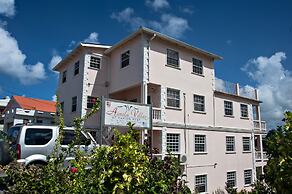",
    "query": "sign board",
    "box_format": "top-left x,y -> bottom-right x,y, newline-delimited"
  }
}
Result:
103,98 -> 152,129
